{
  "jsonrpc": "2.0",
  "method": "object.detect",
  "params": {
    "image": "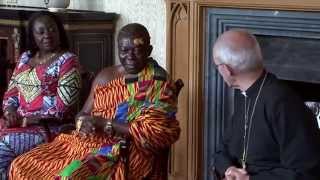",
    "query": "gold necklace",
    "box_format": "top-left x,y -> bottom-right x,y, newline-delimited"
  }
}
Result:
241,72 -> 268,170
36,52 -> 58,65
